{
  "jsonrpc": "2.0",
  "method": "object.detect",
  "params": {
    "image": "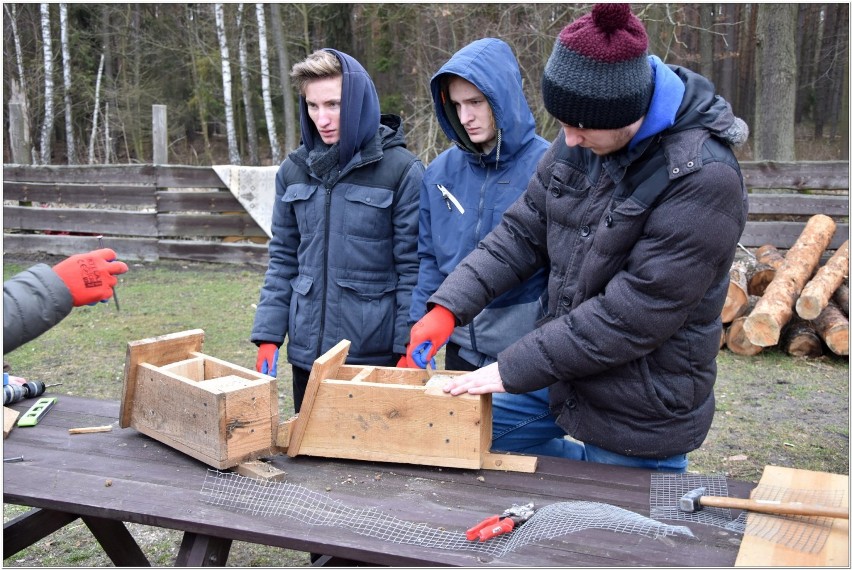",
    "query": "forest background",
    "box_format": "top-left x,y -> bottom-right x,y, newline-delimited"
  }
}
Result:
2,3 -> 849,168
